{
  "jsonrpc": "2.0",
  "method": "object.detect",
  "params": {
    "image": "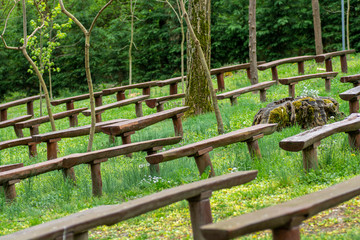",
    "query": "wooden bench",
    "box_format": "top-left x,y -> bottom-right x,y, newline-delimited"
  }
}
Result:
32,118 -> 128,160
200,174 -> 360,240
14,107 -> 88,138
0,137 -> 37,158
101,106 -> 189,153
0,137 -> 182,201
0,95 -> 43,121
0,163 -> 24,201
82,95 -> 149,121
315,49 -> 356,73
340,74 -> 360,87
257,55 -> 316,81
102,81 -> 159,100
50,91 -> 103,127
216,81 -> 275,105
0,115 -> 32,137
0,170 -> 258,240
146,124 -> 277,176
339,86 -> 360,114
279,72 -> 338,98
279,113 -> 360,171
145,93 -> 185,112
